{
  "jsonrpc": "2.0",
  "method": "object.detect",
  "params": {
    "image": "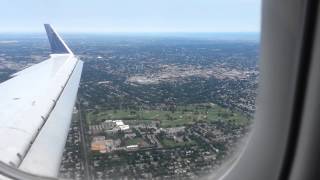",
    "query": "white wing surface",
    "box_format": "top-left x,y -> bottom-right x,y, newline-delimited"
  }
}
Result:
0,24 -> 83,178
